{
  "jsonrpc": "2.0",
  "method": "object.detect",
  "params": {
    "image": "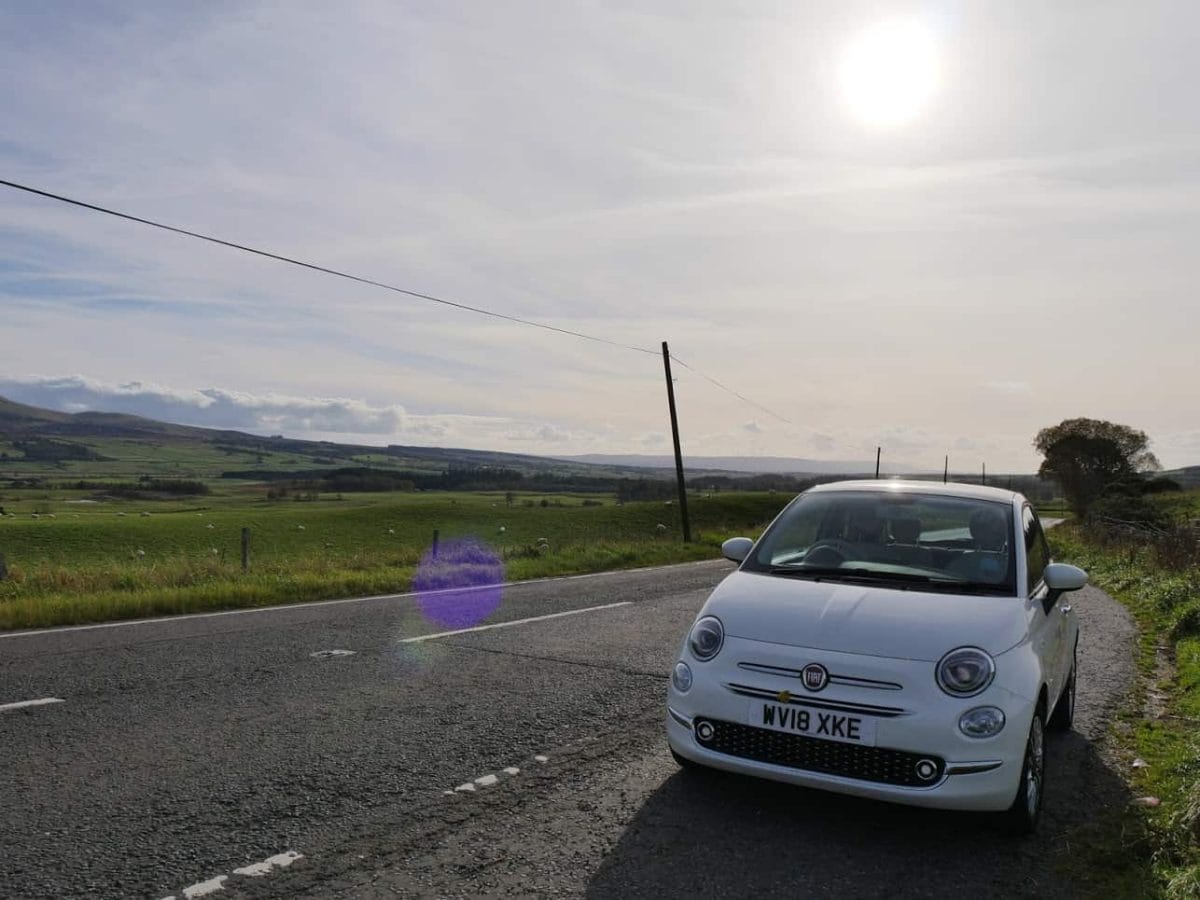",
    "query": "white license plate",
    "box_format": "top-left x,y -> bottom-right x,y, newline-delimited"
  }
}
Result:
750,701 -> 877,746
